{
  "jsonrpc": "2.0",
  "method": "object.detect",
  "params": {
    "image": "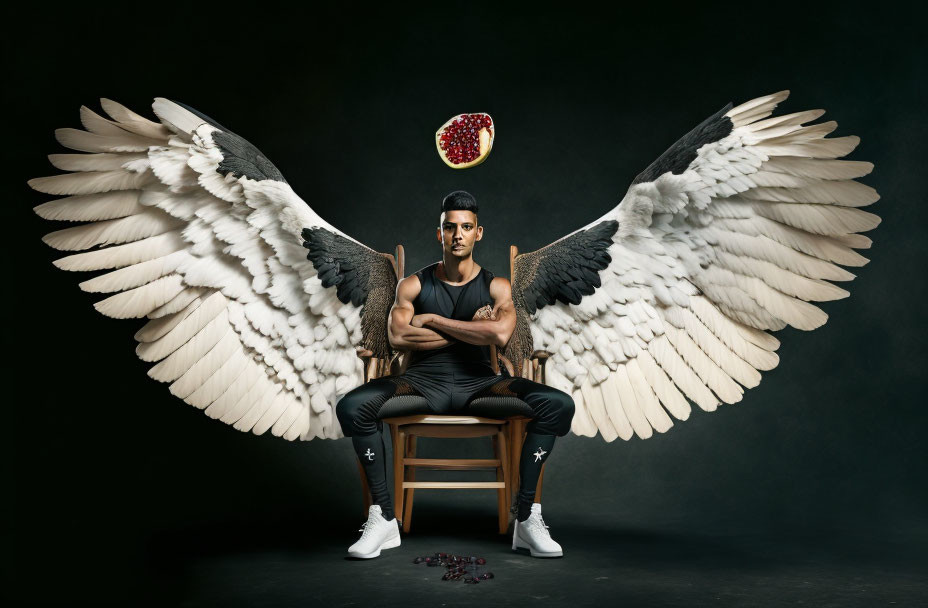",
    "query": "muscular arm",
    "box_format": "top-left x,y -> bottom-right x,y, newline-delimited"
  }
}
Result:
422,277 -> 517,348
388,275 -> 456,351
